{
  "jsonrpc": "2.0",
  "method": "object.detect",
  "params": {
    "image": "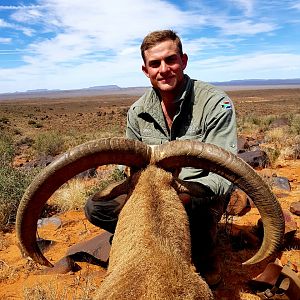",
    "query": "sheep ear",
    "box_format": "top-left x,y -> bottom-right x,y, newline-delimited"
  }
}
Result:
172,178 -> 212,197
153,140 -> 285,266
89,177 -> 131,202
16,138 -> 151,267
